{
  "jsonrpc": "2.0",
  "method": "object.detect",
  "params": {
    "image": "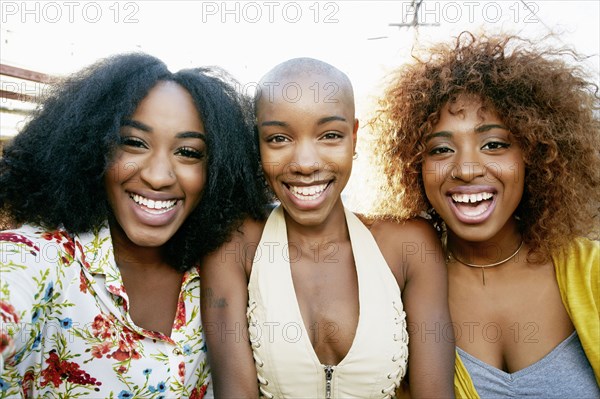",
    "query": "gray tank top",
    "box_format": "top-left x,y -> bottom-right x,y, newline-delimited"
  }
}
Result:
457,331 -> 599,398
